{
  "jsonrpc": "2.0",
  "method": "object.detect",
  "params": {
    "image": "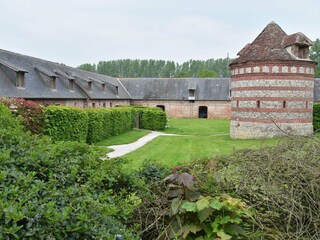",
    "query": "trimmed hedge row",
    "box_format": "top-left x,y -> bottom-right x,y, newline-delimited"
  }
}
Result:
43,106 -> 89,142
133,106 -> 167,131
86,107 -> 134,144
314,103 -> 320,131
44,106 -> 167,143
